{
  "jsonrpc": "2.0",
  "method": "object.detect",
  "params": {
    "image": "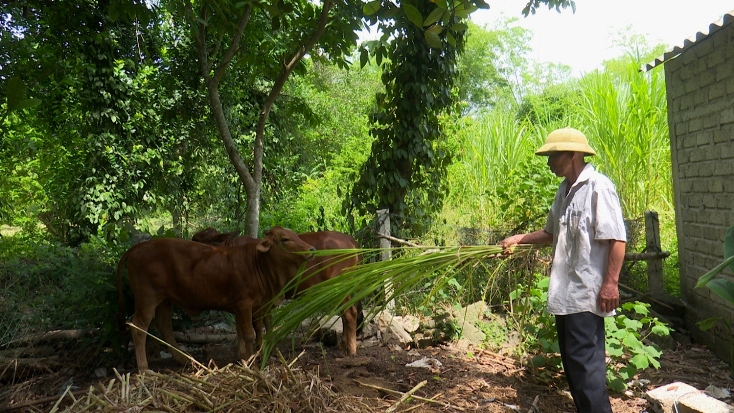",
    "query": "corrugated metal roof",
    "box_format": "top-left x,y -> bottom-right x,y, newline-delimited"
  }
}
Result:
641,10 -> 734,72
